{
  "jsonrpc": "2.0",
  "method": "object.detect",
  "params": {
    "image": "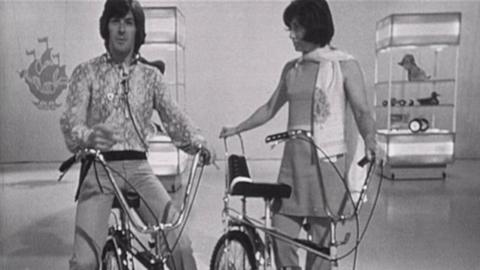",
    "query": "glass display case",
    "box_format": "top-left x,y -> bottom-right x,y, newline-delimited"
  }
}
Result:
141,6 -> 189,192
142,6 -> 186,108
374,12 -> 461,179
